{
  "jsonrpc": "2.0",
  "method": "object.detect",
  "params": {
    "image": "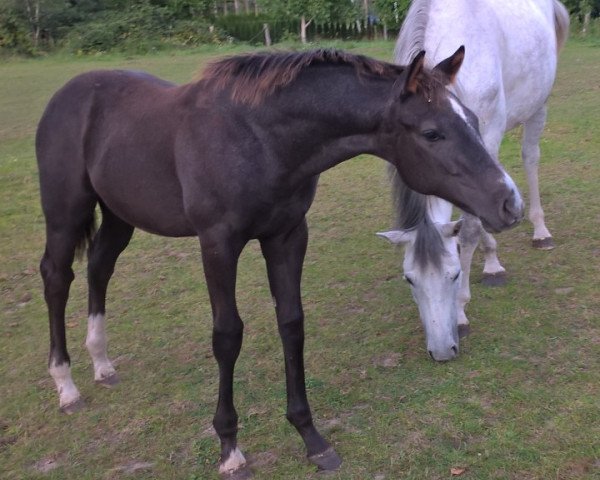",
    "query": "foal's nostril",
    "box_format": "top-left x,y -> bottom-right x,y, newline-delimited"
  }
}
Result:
502,192 -> 524,225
